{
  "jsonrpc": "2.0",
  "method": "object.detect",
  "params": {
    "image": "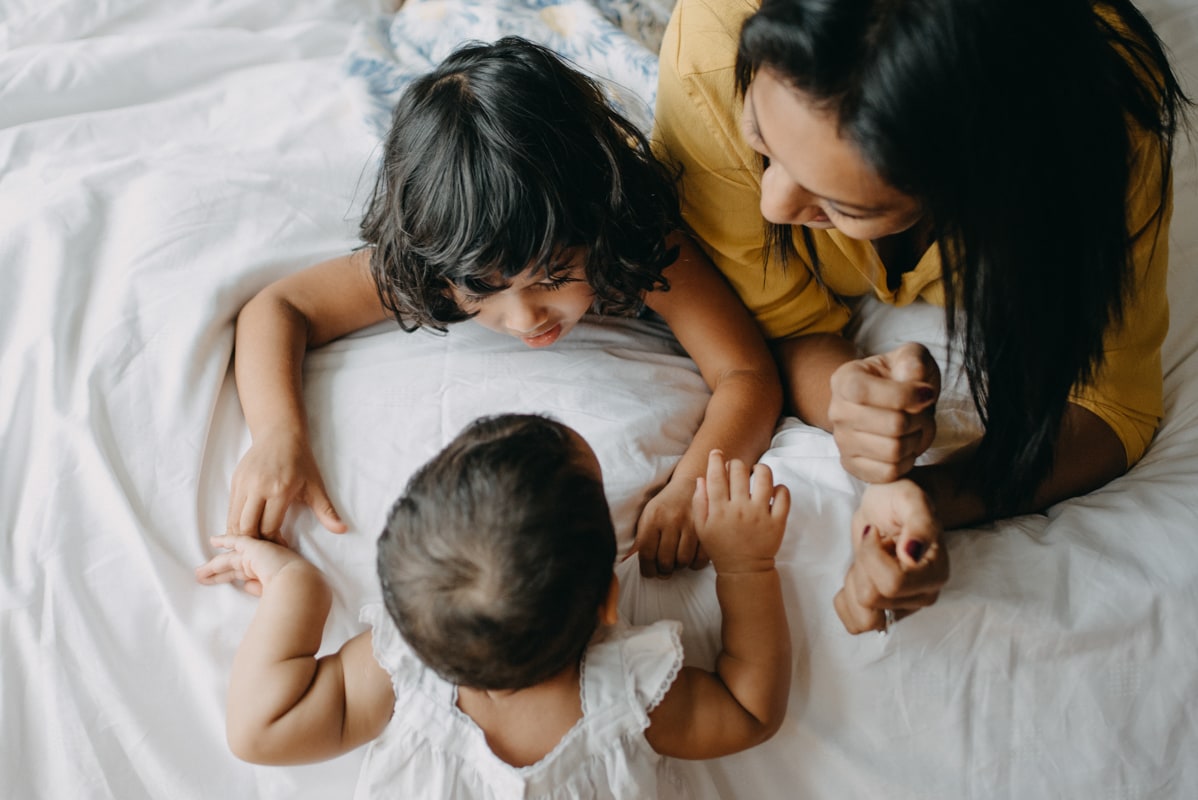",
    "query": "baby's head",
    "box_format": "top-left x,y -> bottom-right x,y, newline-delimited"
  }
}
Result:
361,36 -> 680,335
376,414 -> 617,690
